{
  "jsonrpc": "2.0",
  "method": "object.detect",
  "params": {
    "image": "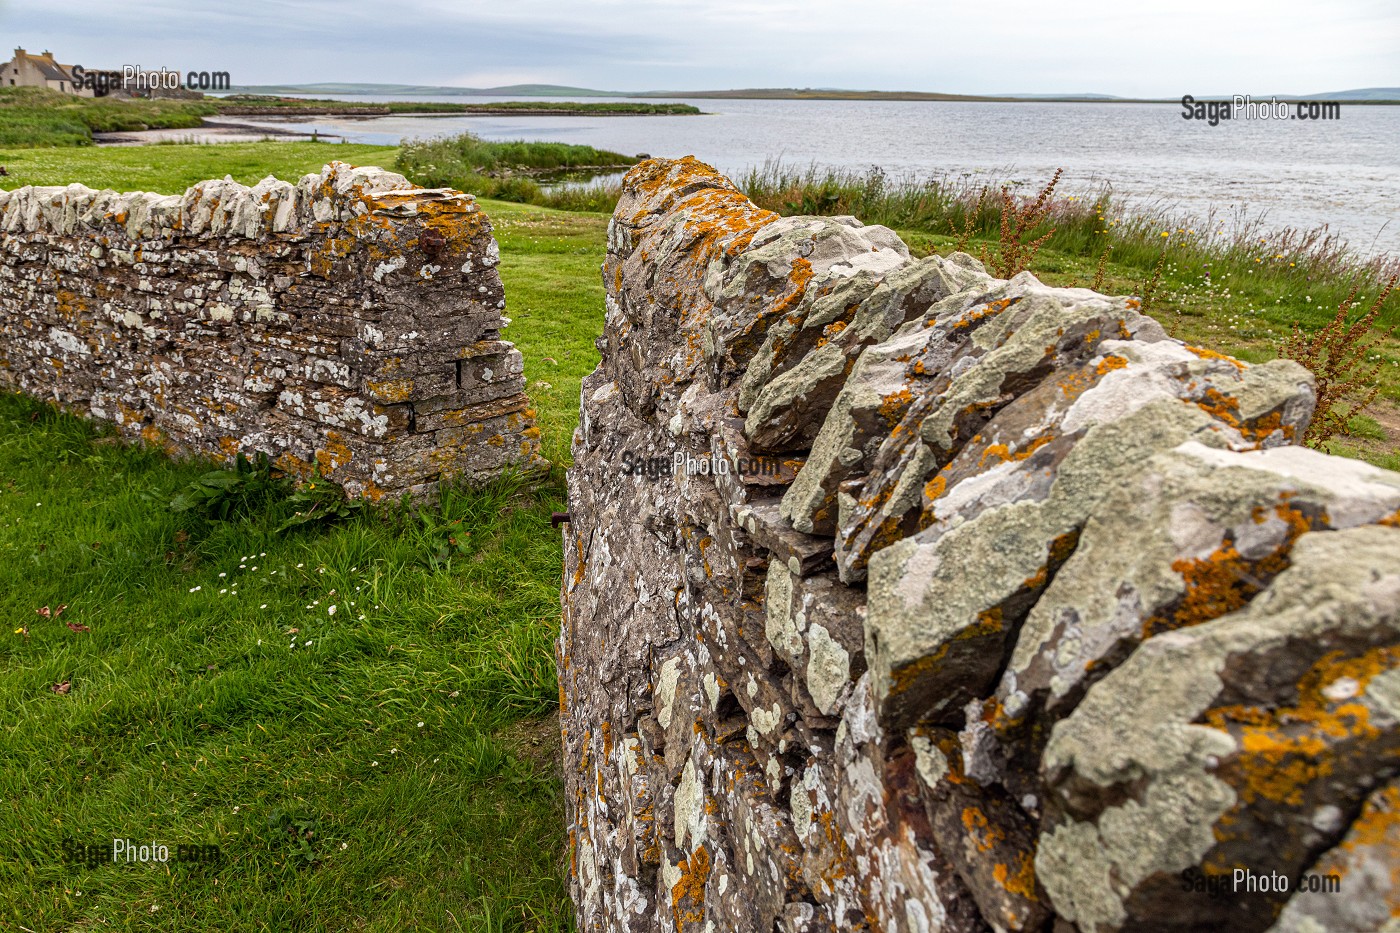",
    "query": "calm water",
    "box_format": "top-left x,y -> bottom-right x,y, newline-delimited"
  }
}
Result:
223,97 -> 1400,254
